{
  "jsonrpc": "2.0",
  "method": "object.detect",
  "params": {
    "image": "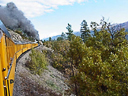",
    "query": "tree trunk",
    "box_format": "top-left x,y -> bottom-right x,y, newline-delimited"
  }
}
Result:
70,58 -> 78,96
